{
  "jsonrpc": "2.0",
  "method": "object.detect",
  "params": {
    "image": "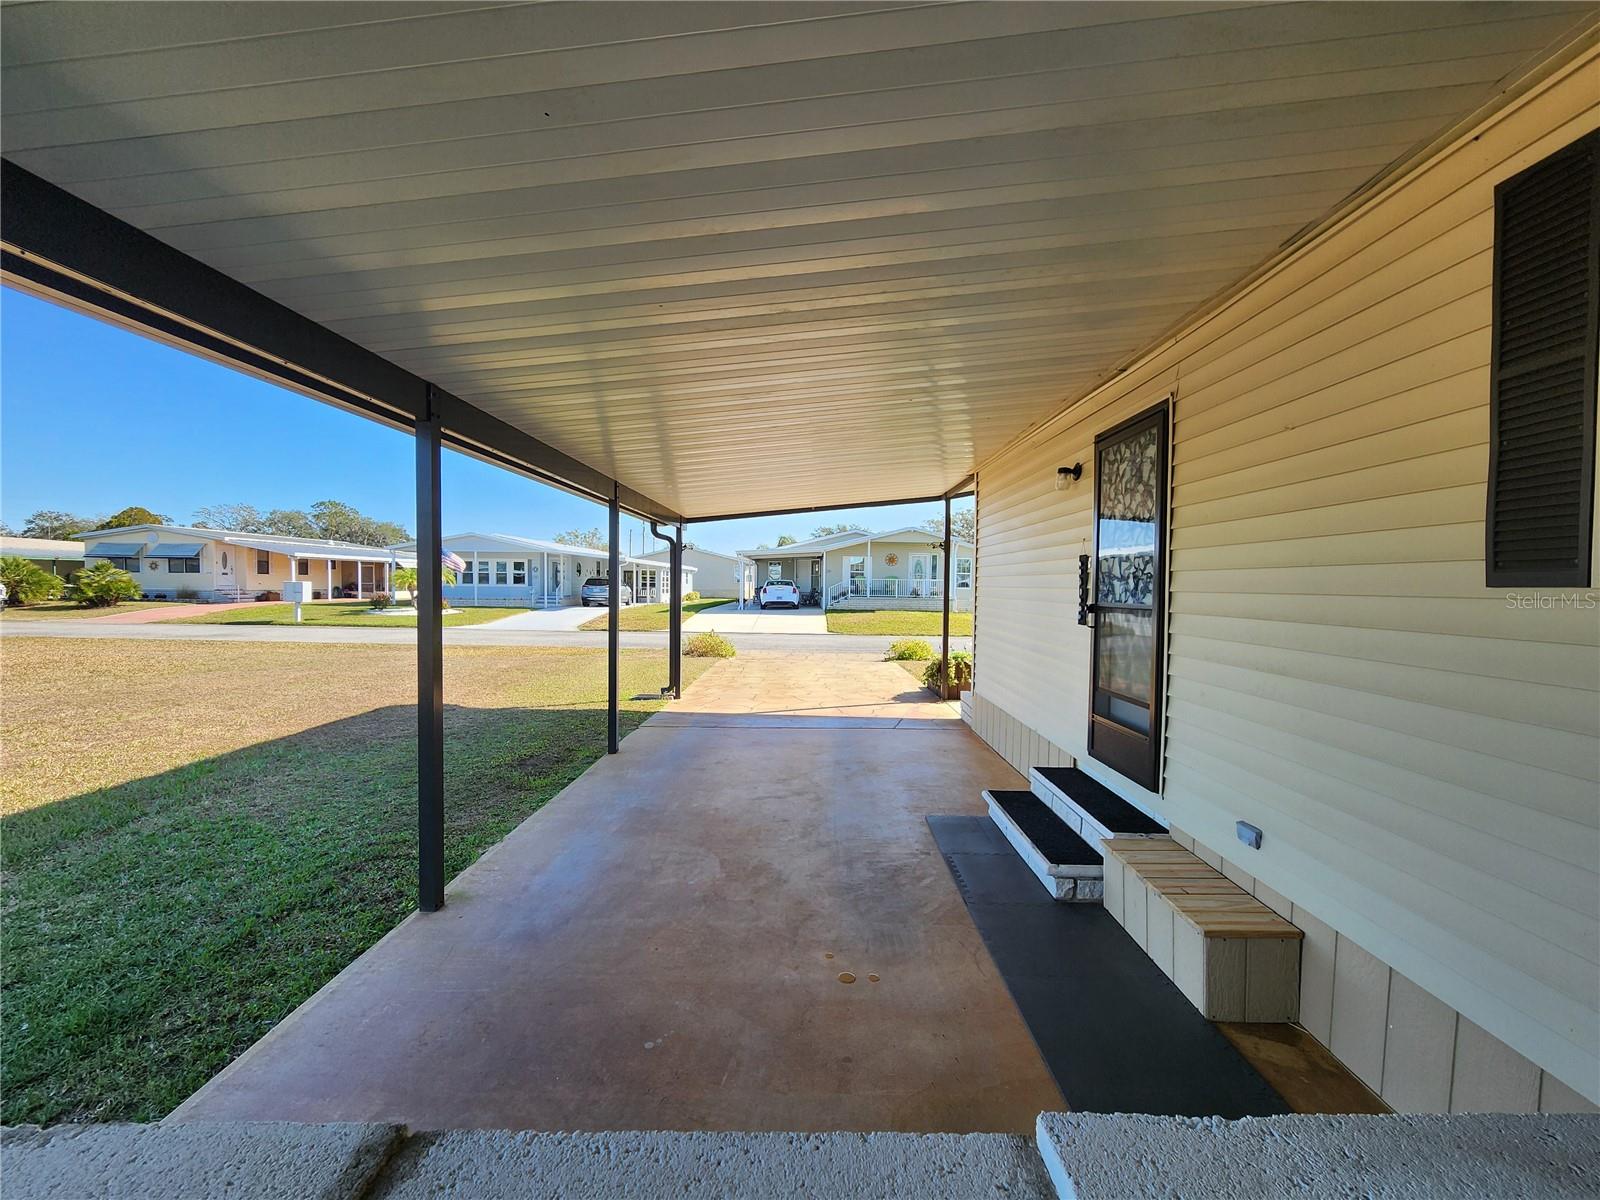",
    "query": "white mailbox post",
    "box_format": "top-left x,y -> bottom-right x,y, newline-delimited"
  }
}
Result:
281,579 -> 313,623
